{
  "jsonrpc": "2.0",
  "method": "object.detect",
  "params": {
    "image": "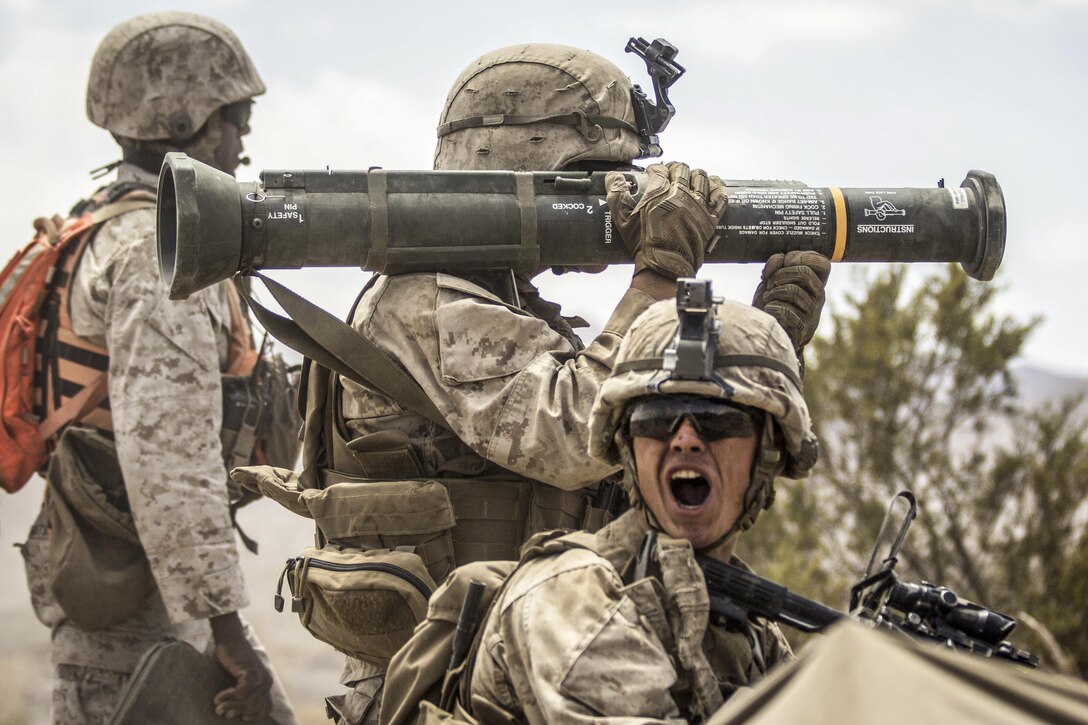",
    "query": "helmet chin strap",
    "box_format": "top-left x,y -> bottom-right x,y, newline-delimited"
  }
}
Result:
619,417 -> 780,555
114,111 -> 225,178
